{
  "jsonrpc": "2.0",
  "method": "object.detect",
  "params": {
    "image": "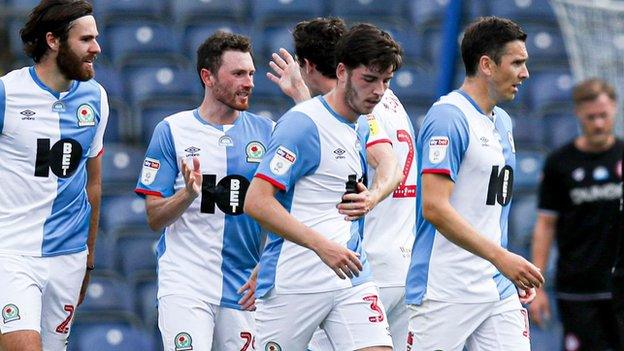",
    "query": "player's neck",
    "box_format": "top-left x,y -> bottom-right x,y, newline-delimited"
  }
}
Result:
33,60 -> 72,93
324,87 -> 358,123
460,79 -> 495,116
197,98 -> 239,126
575,135 -> 615,153
318,77 -> 337,95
